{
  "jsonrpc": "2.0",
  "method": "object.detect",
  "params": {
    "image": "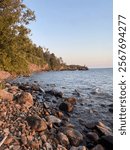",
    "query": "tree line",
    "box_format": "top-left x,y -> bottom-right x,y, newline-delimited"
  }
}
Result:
0,0 -> 64,74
